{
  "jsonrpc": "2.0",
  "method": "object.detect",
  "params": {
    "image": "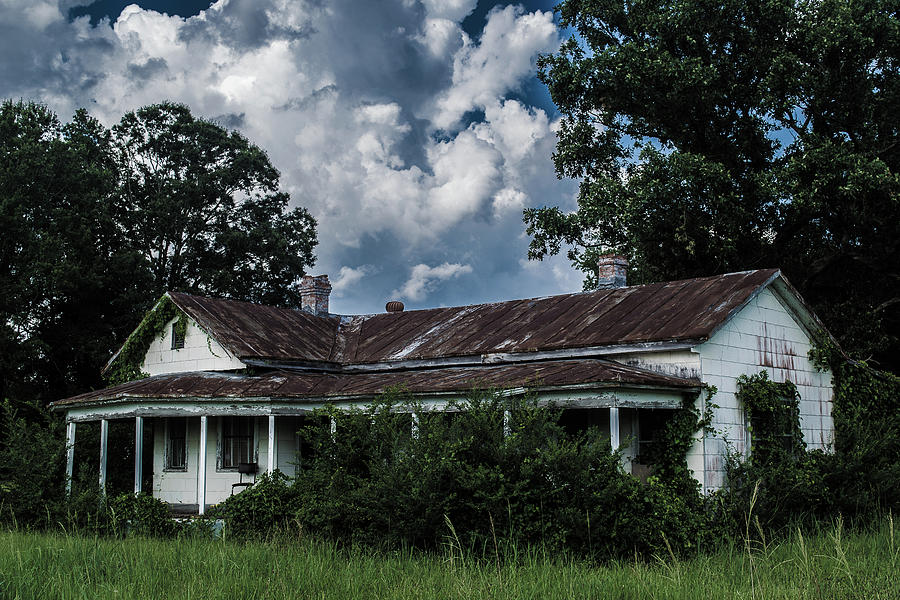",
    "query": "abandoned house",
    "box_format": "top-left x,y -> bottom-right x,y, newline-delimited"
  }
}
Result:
51,257 -> 835,514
